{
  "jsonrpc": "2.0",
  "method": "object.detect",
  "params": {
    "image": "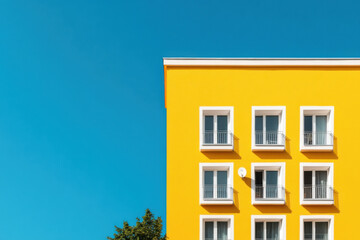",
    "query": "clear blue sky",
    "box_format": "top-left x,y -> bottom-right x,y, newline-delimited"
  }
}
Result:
0,0 -> 359,239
